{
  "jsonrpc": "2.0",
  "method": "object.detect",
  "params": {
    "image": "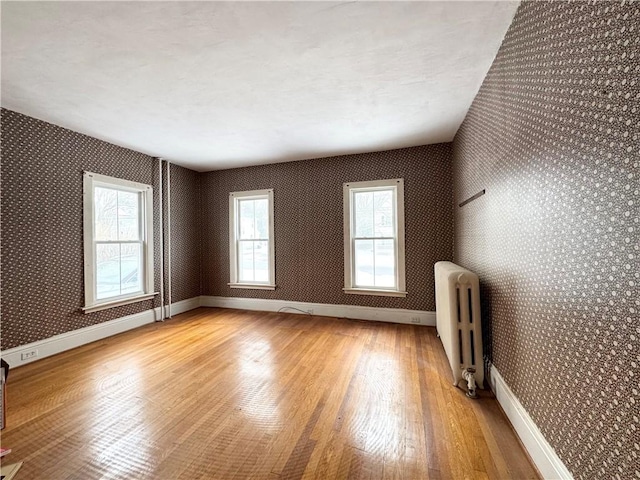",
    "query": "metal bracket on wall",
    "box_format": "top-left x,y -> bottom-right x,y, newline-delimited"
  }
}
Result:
459,189 -> 485,208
